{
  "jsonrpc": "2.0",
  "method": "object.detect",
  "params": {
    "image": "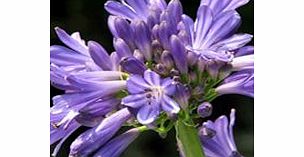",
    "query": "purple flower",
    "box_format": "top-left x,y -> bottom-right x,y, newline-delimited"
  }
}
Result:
185,6 -> 252,61
69,108 -> 132,157
93,128 -> 140,157
122,70 -> 180,124
50,27 -> 129,155
50,0 -> 254,156
216,67 -> 254,97
199,109 -> 243,157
